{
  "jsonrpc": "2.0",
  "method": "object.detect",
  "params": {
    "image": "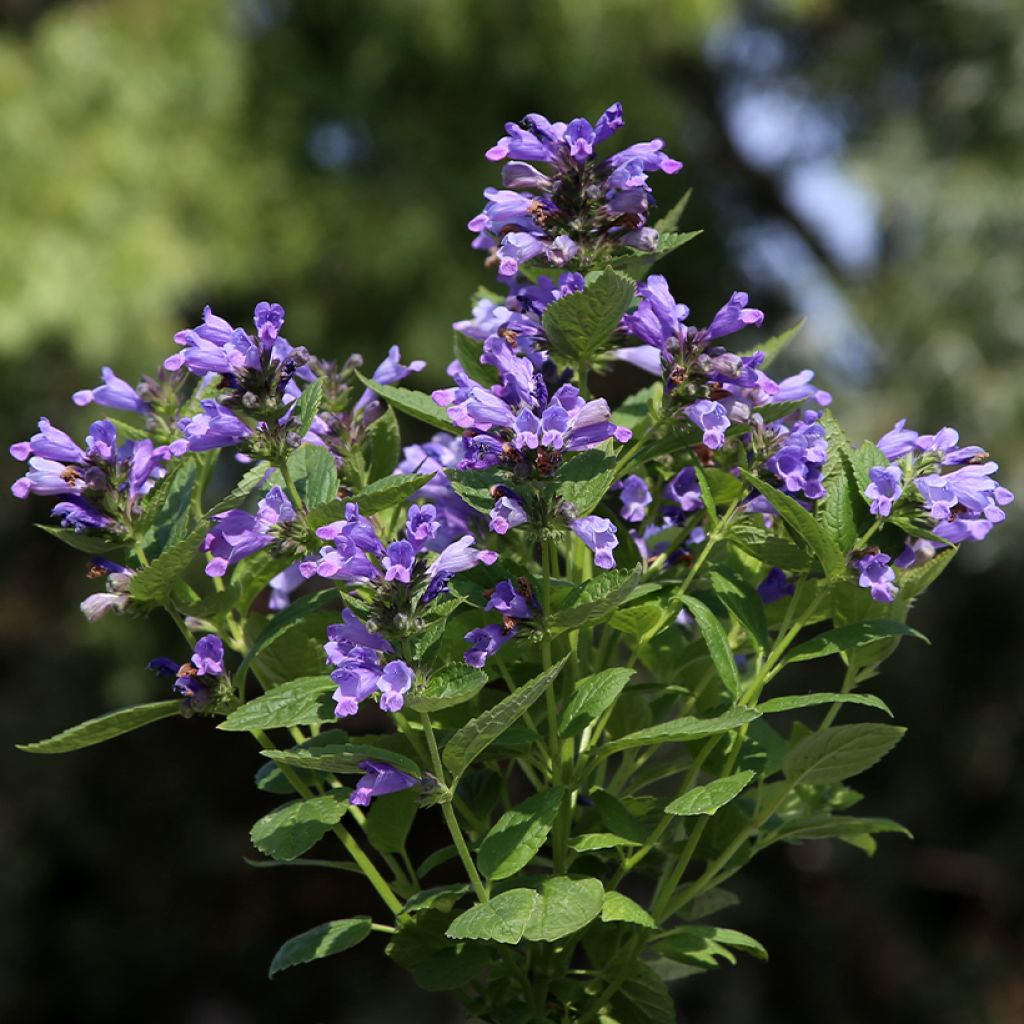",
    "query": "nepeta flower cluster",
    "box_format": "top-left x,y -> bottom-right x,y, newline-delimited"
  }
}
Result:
12,102 -> 1014,1024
